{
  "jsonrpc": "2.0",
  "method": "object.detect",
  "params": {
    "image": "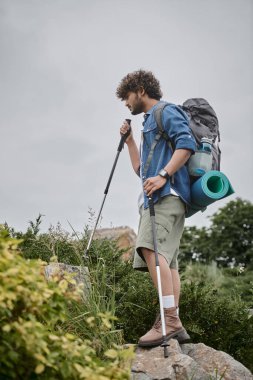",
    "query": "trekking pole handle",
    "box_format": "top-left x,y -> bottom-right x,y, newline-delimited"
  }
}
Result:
148,197 -> 155,216
118,119 -> 131,152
